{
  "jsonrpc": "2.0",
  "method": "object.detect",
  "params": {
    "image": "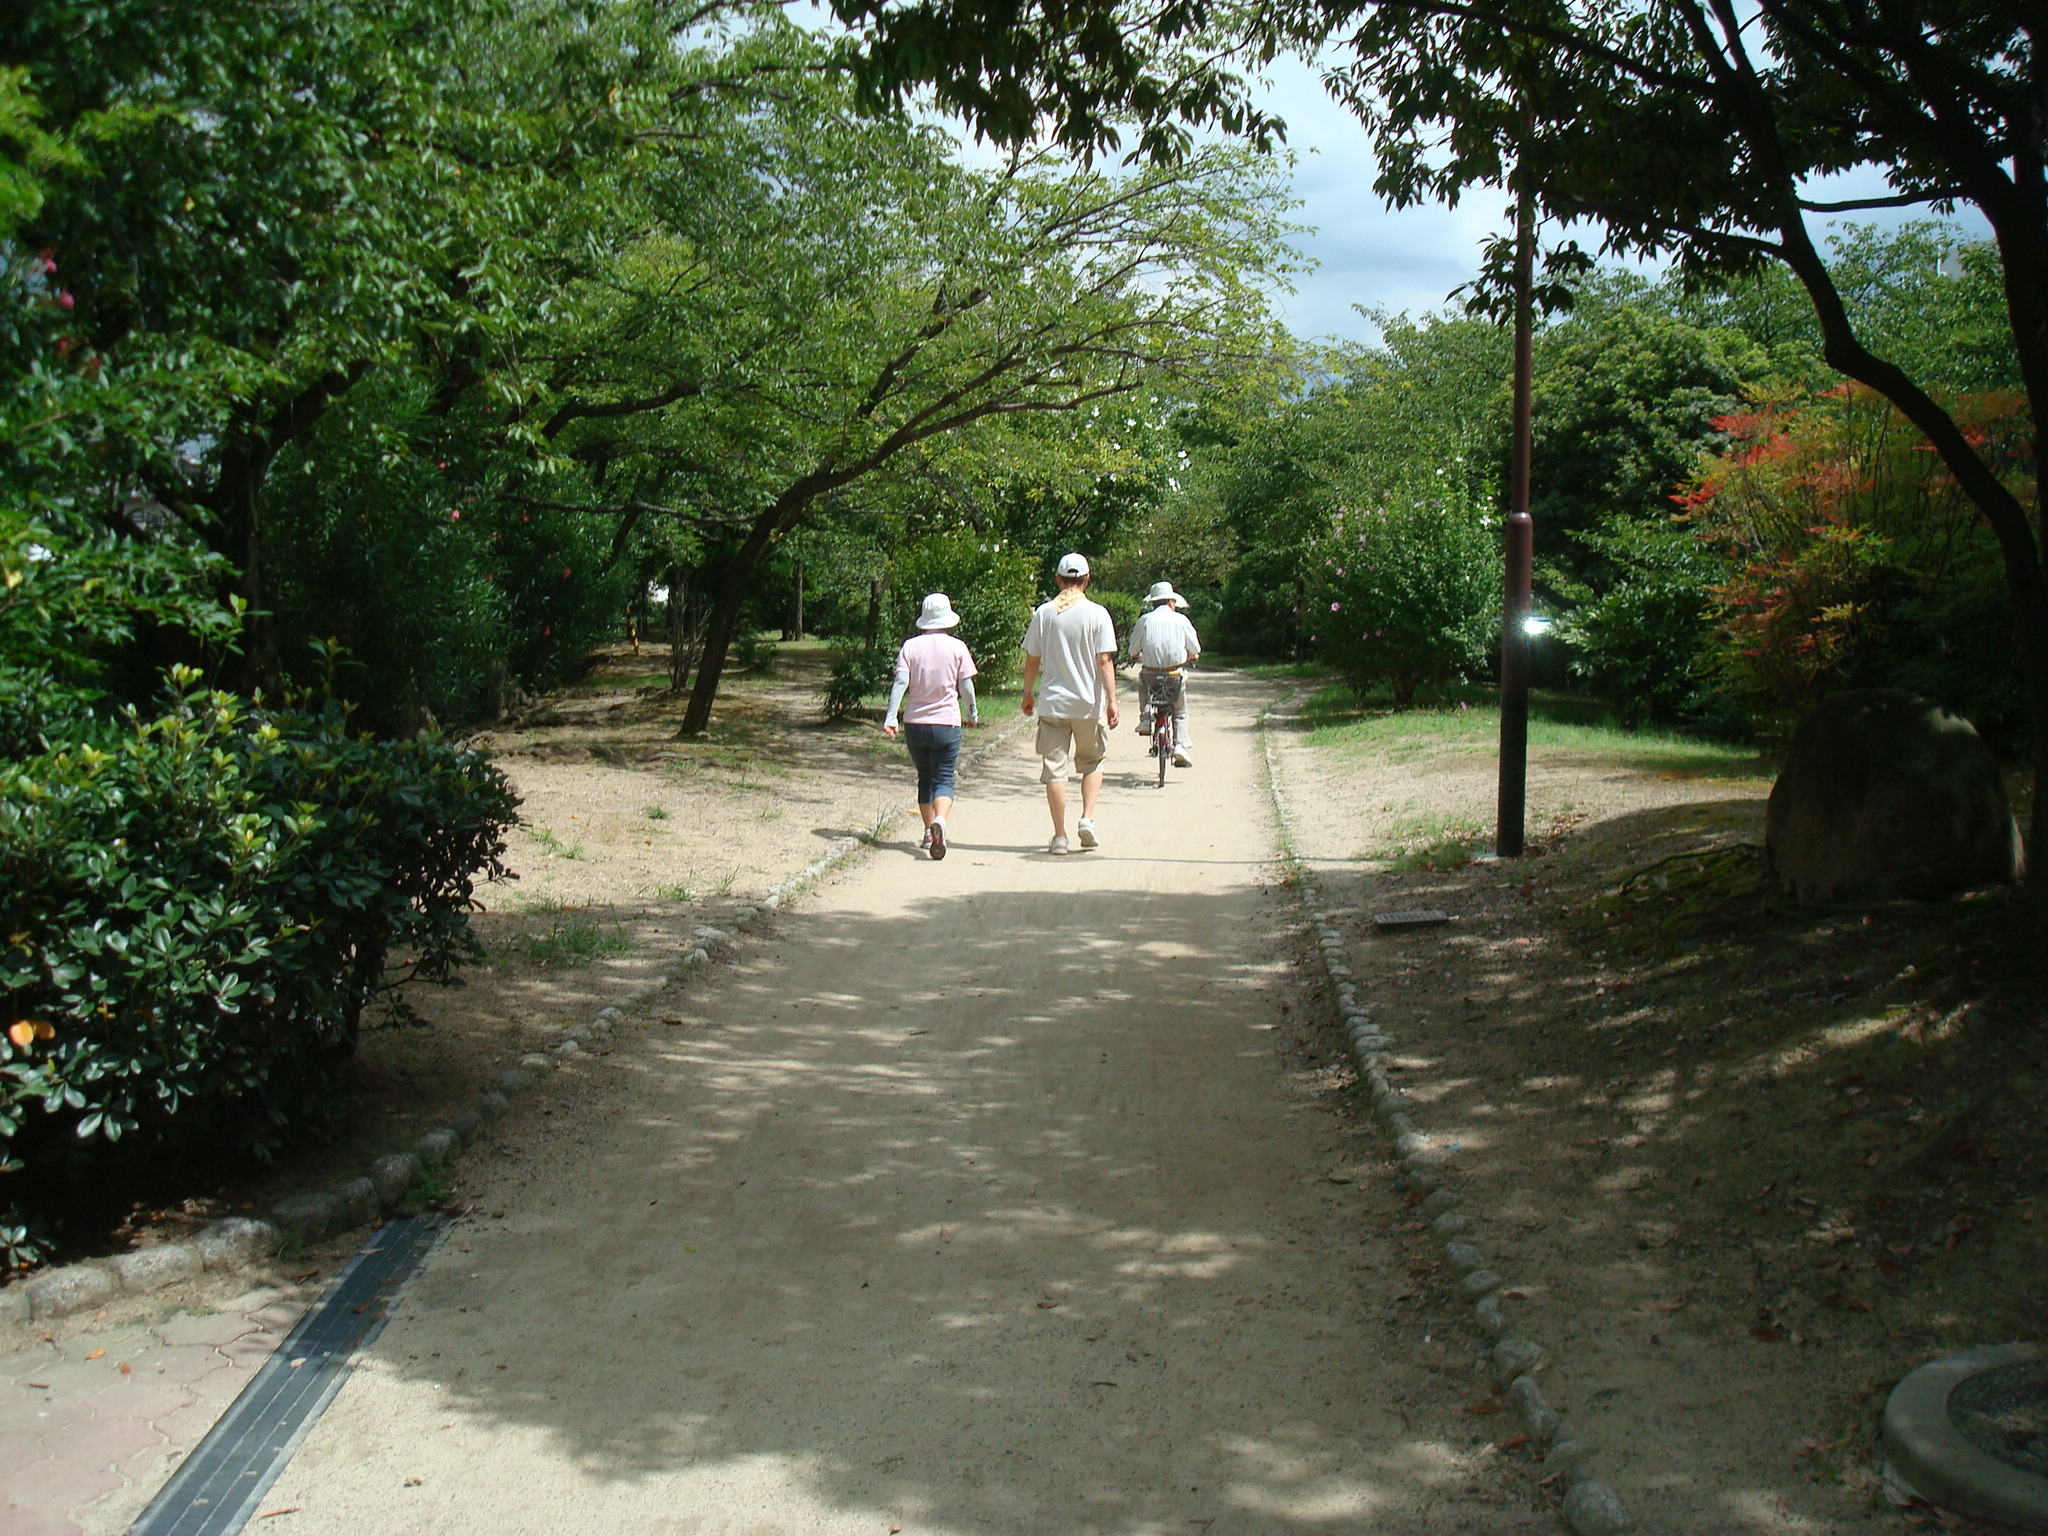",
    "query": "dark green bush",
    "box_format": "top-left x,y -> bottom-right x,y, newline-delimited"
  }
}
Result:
0,672 -> 517,1212
882,532 -> 1037,688
822,639 -> 892,718
1559,514 -> 1740,729
1095,589 -> 1141,651
264,378 -> 635,732
1304,489 -> 1499,706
